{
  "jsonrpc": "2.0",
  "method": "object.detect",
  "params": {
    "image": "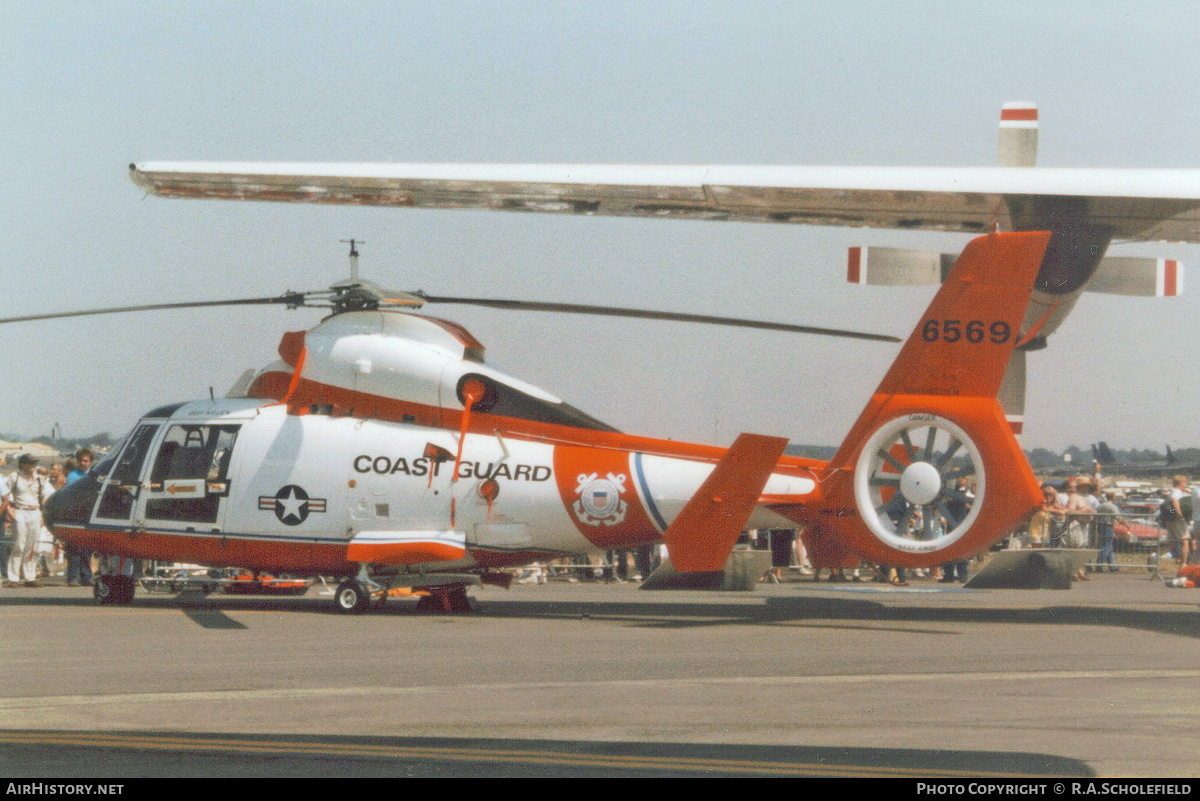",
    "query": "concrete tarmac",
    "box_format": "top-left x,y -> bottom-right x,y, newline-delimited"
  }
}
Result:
1,571 -> 1197,777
